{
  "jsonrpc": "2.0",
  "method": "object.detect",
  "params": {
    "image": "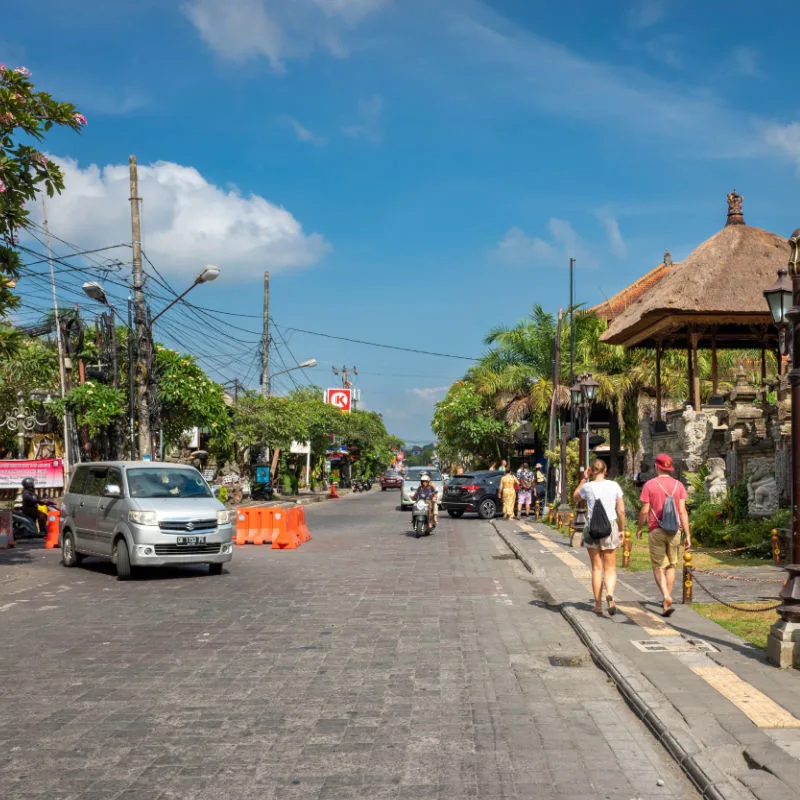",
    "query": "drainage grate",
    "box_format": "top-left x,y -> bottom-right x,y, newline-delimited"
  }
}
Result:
548,655 -> 584,667
492,554 -> 517,560
631,637 -> 718,654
